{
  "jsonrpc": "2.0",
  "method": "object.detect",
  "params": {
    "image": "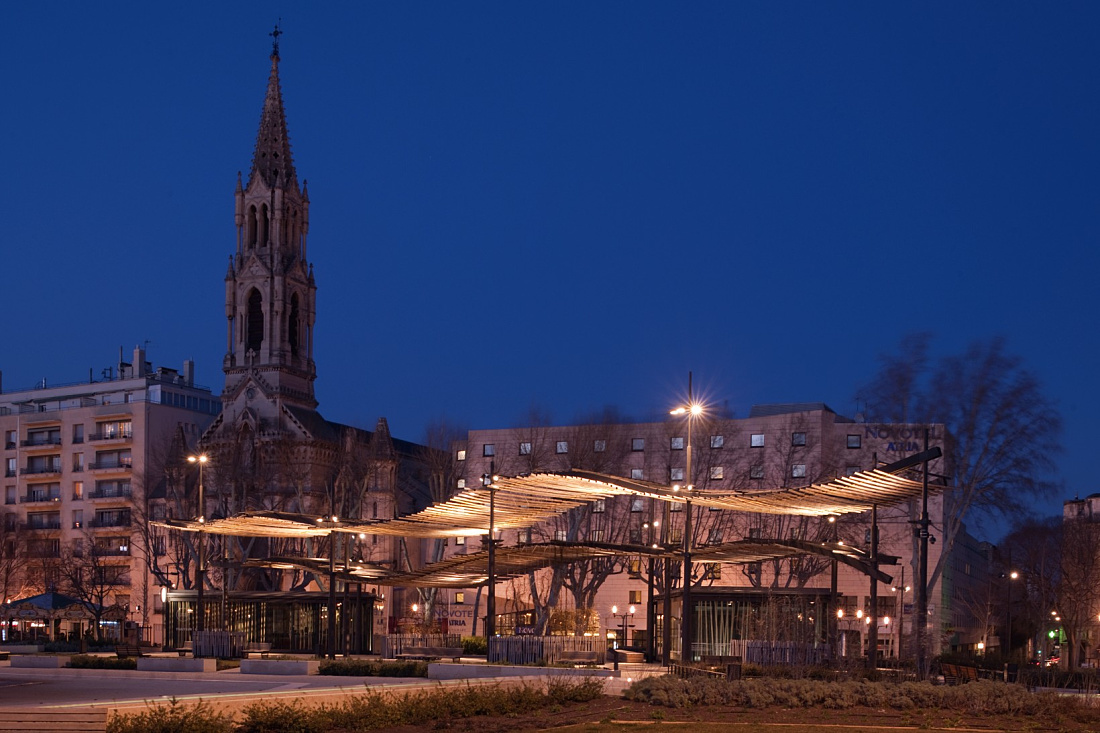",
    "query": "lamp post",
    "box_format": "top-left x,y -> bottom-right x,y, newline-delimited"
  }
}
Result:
611,604 -> 636,649
186,454 -> 208,634
1006,570 -> 1018,659
670,377 -> 702,663
891,575 -> 910,663
483,466 -> 497,642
